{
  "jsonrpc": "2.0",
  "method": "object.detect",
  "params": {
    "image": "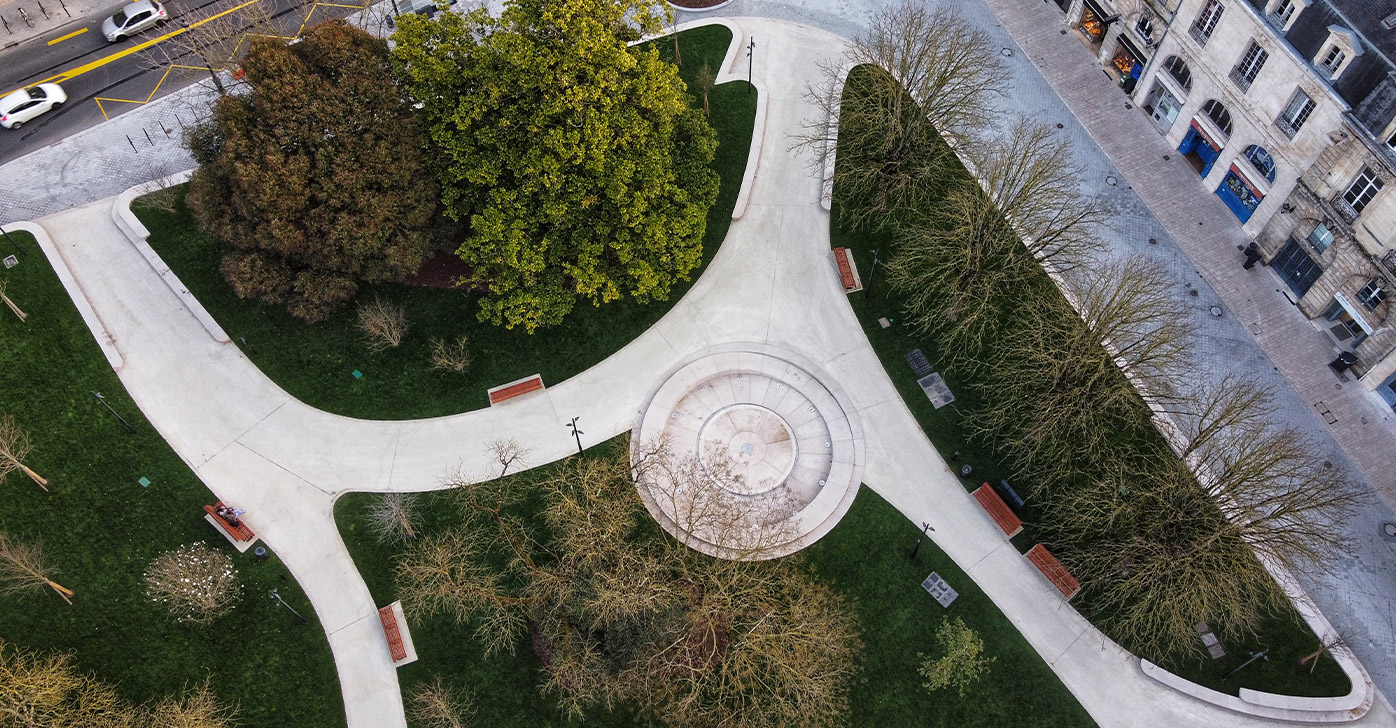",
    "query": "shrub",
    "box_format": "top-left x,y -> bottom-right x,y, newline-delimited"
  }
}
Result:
919,617 -> 994,697
357,298 -> 410,352
428,335 -> 471,373
144,543 -> 241,623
